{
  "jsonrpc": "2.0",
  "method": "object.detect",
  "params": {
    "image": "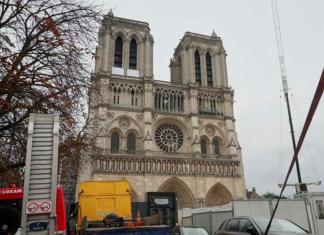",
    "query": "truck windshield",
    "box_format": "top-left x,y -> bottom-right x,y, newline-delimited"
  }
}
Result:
180,227 -> 209,235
